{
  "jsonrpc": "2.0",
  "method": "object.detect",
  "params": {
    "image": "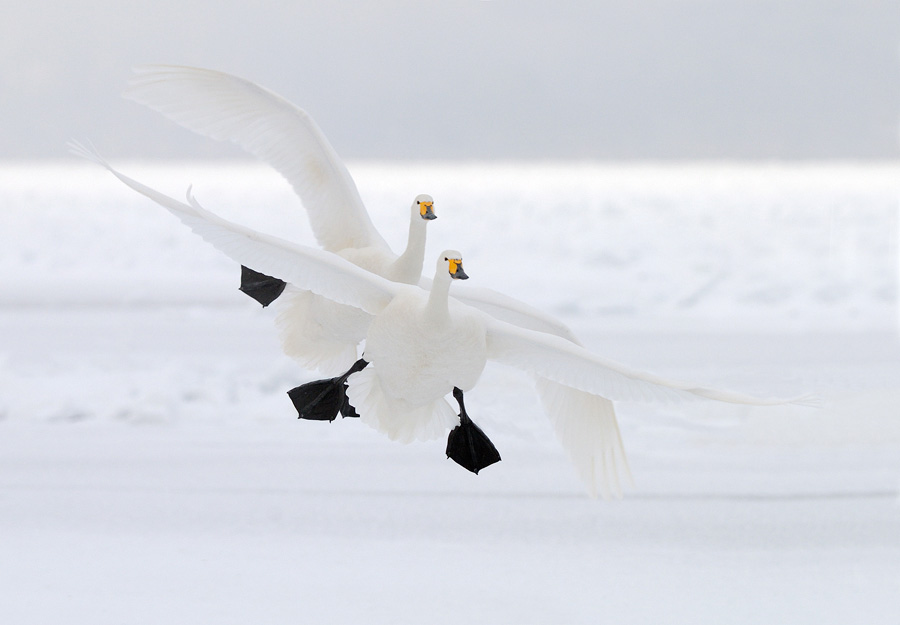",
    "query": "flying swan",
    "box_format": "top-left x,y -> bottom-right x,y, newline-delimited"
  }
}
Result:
124,65 -> 436,373
120,64 -> 599,455
71,145 -> 812,498
123,65 -> 580,343
123,66 -> 579,344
